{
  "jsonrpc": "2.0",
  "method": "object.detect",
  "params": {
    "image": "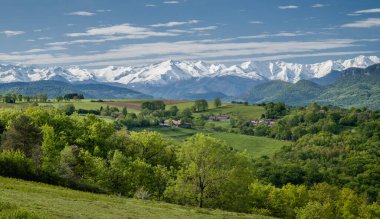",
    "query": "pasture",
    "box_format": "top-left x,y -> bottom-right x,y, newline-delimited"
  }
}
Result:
0,177 -> 273,219
133,127 -> 290,158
